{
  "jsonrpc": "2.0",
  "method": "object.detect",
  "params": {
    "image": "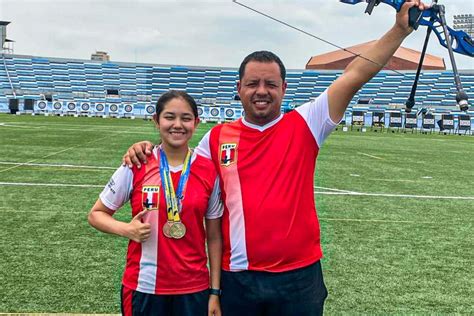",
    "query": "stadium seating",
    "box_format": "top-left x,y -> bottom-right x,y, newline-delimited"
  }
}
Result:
0,53 -> 473,118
